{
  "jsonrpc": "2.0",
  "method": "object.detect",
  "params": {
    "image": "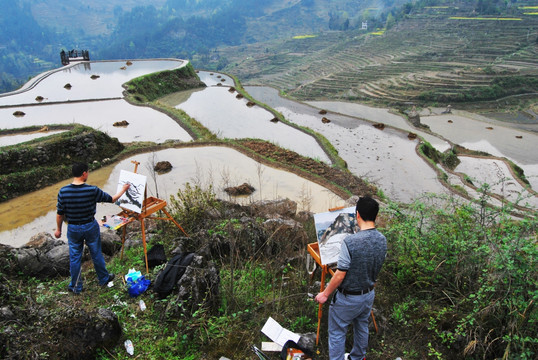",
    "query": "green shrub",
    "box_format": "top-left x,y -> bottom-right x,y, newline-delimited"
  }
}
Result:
168,182 -> 221,234
382,194 -> 537,359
